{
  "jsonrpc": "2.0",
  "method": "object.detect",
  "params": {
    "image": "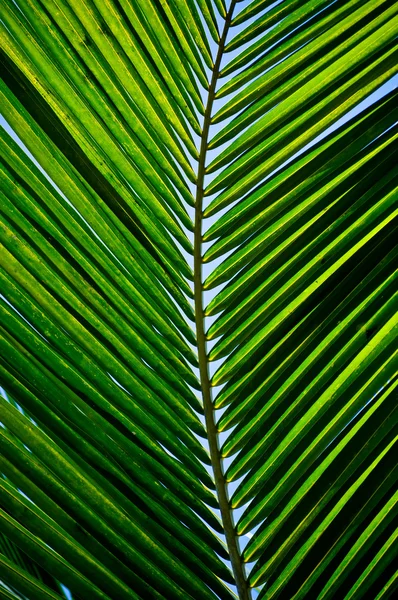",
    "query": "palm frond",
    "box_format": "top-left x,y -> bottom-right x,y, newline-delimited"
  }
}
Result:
0,0 -> 396,598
